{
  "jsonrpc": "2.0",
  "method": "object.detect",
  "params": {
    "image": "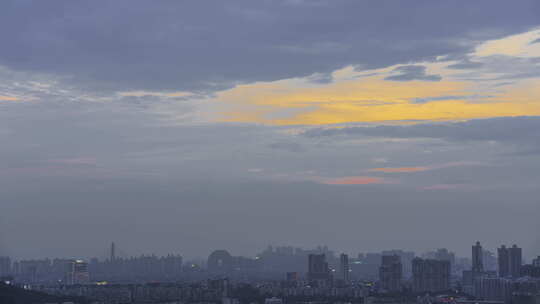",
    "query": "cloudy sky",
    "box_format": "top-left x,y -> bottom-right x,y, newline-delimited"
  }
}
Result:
1,0 -> 540,261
